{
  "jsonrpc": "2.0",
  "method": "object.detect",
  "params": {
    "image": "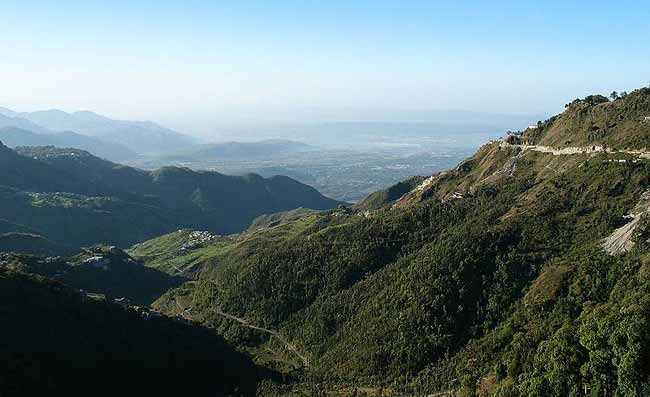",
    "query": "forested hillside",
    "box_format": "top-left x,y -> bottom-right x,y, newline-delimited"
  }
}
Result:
0,143 -> 341,249
2,246 -> 183,305
149,87 -> 650,396
0,265 -> 262,396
